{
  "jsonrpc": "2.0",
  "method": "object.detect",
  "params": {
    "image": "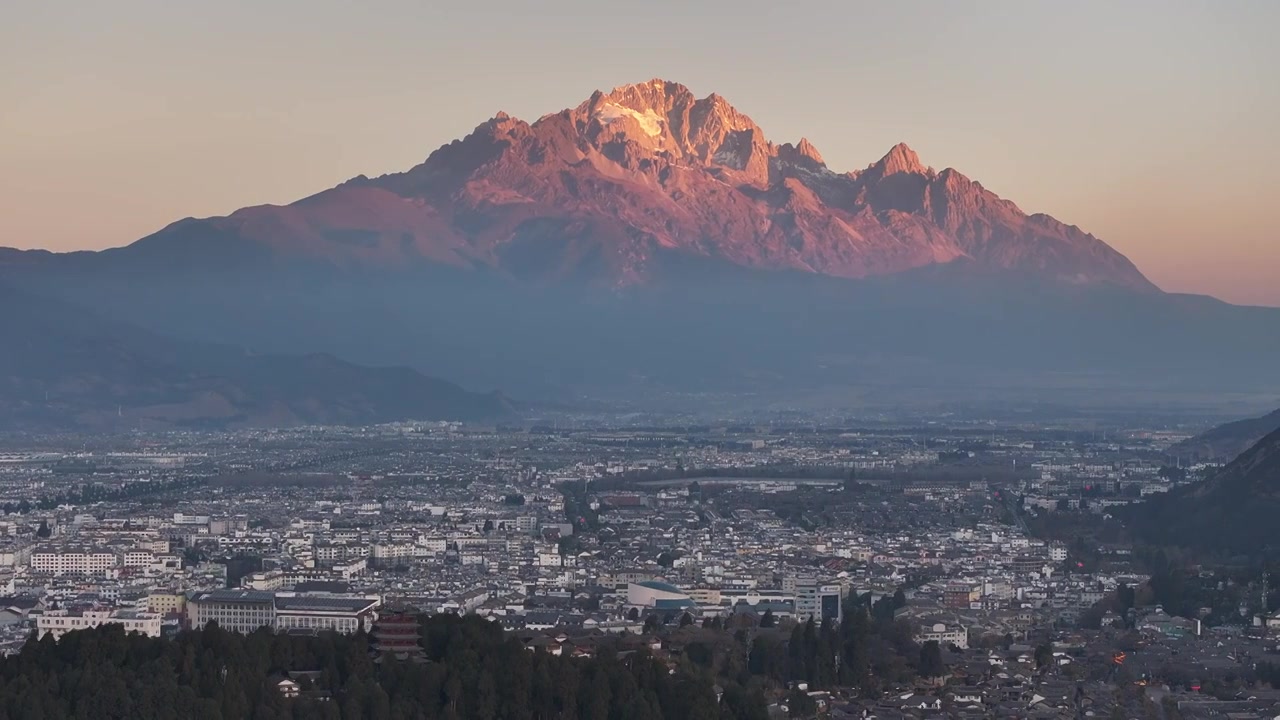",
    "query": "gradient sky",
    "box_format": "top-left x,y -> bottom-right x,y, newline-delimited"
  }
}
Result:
3,0 -> 1278,305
